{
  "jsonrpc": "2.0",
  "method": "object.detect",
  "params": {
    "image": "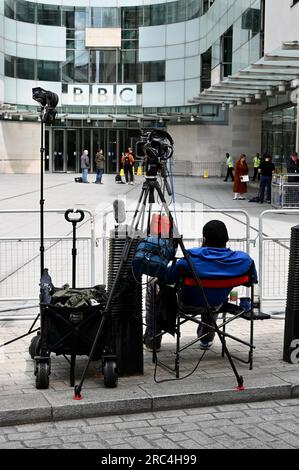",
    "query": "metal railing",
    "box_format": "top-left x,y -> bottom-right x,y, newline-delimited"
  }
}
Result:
101,208 -> 250,286
258,209 -> 299,312
3,205 -> 297,316
0,209 -> 95,302
272,174 -> 299,208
